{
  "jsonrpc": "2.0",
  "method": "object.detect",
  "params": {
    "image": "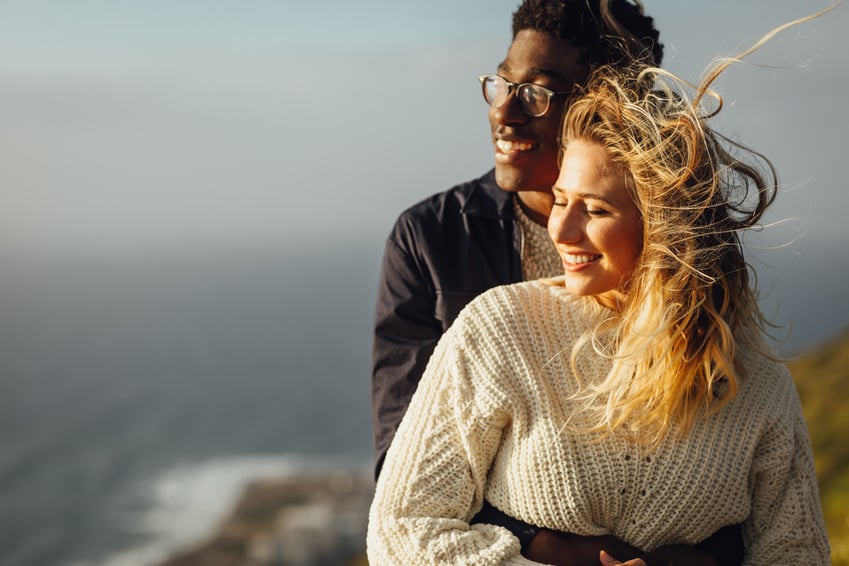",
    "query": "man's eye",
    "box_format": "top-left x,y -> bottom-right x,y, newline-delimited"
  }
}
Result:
552,200 -> 568,207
